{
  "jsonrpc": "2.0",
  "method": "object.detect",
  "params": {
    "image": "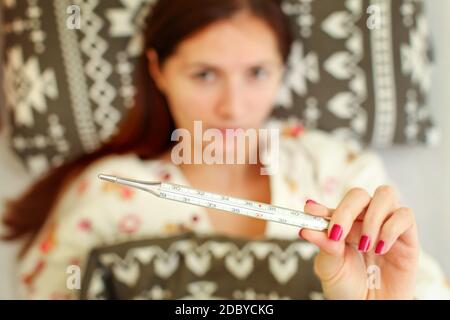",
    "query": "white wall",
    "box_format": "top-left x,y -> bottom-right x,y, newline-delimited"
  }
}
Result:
426,0 -> 450,276
377,0 -> 450,277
